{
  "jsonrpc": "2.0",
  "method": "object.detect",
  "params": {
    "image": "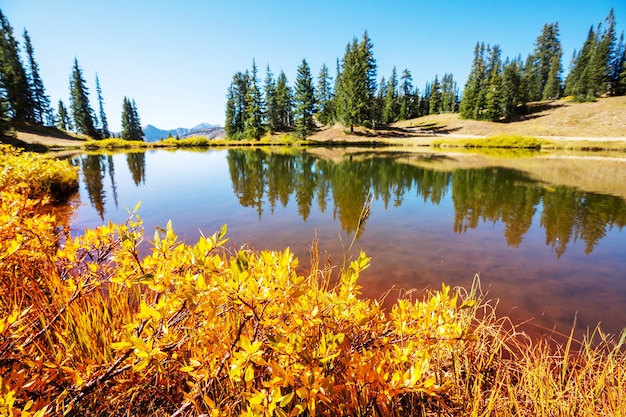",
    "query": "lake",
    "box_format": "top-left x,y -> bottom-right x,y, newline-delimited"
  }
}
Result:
65,148 -> 626,339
